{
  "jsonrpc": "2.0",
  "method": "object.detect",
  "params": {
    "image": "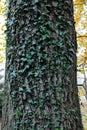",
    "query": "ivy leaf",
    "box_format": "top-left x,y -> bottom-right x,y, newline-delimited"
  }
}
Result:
26,87 -> 32,93
16,110 -> 22,117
